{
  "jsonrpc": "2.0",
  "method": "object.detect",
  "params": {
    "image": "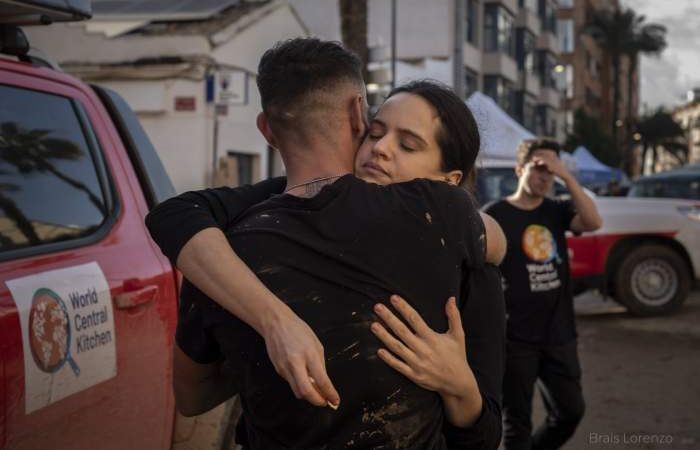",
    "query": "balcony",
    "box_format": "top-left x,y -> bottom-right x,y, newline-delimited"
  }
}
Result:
537,31 -> 560,53
516,7 -> 541,33
483,52 -> 518,83
539,85 -> 561,108
519,71 -> 541,97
